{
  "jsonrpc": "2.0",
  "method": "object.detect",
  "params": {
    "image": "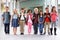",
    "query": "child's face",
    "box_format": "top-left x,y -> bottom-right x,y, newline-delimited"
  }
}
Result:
46,8 -> 49,13
14,9 -> 17,14
53,8 -> 56,12
29,11 -> 32,14
6,8 -> 9,12
34,9 -> 38,13
21,10 -> 24,13
40,12 -> 43,15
